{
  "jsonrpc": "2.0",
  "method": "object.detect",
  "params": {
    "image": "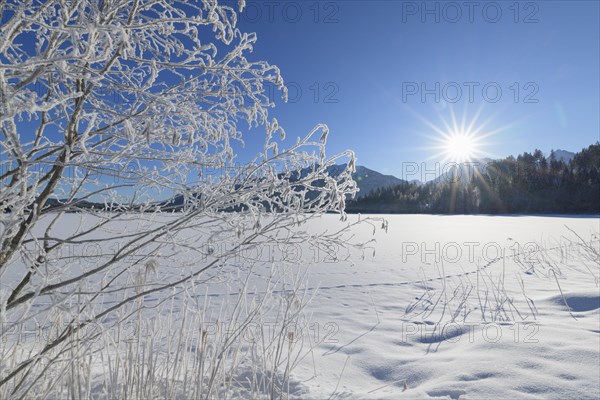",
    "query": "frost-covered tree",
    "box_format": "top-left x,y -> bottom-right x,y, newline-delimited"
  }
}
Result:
0,1 -> 381,397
